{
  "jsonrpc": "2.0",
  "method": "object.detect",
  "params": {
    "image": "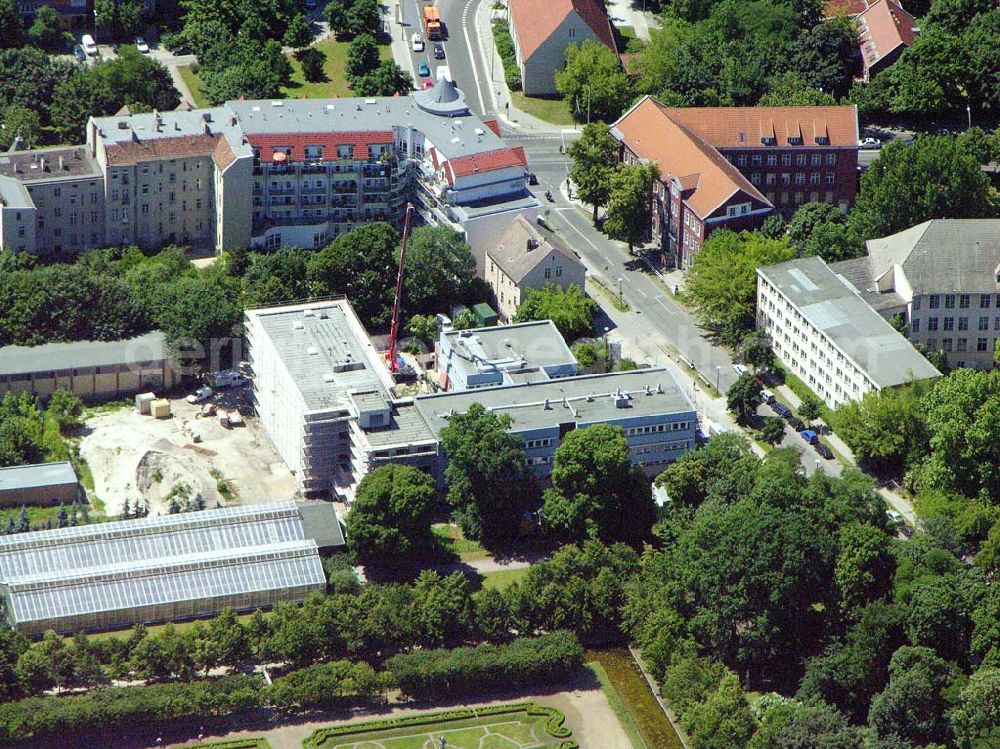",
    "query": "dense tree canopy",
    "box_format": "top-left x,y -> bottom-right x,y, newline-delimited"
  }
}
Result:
604,163 -> 660,252
514,284 -> 596,341
566,123 -> 619,222
555,39 -> 633,124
